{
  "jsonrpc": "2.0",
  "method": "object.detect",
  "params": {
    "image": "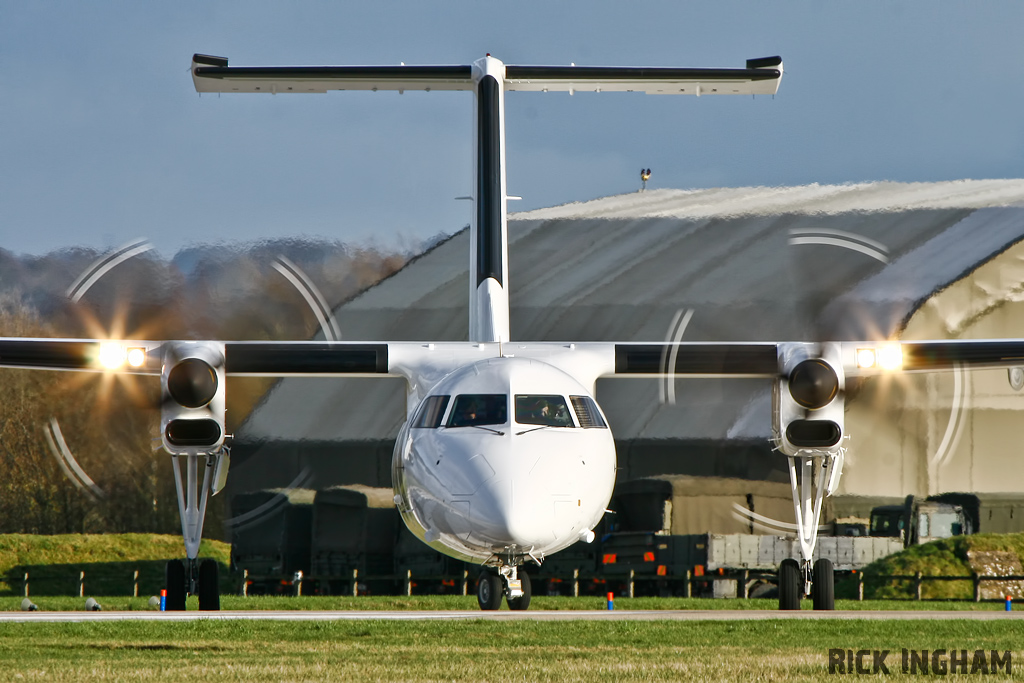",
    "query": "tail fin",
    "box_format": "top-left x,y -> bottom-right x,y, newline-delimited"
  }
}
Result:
191,54 -> 783,343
